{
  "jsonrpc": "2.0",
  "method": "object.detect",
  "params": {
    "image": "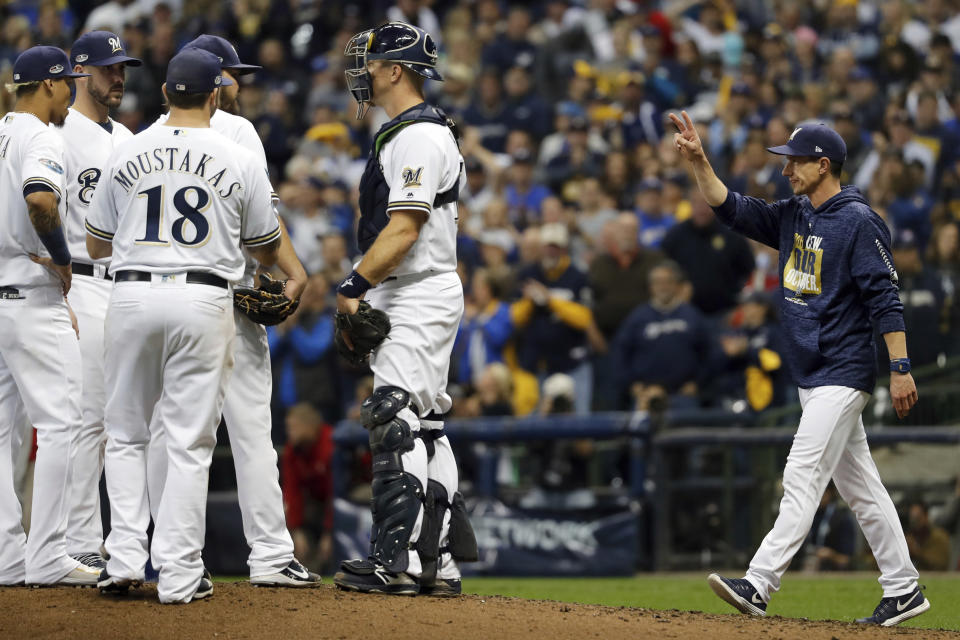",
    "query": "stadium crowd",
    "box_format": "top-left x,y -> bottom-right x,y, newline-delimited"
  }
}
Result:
3,0 -> 960,437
